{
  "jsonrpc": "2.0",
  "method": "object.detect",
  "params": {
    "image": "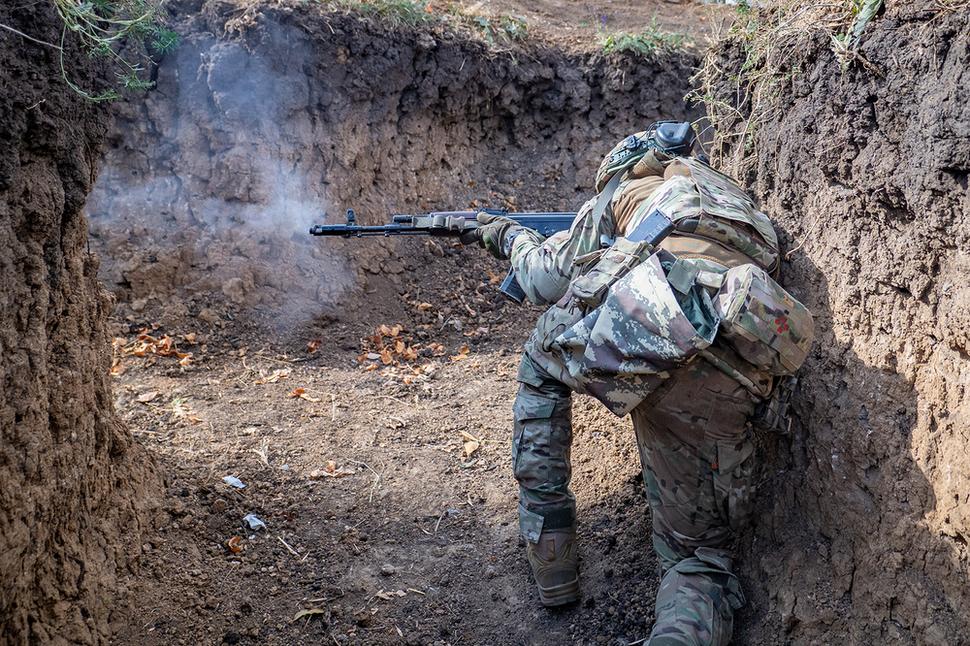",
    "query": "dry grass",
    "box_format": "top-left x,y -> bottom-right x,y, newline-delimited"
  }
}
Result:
689,1 -> 885,177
